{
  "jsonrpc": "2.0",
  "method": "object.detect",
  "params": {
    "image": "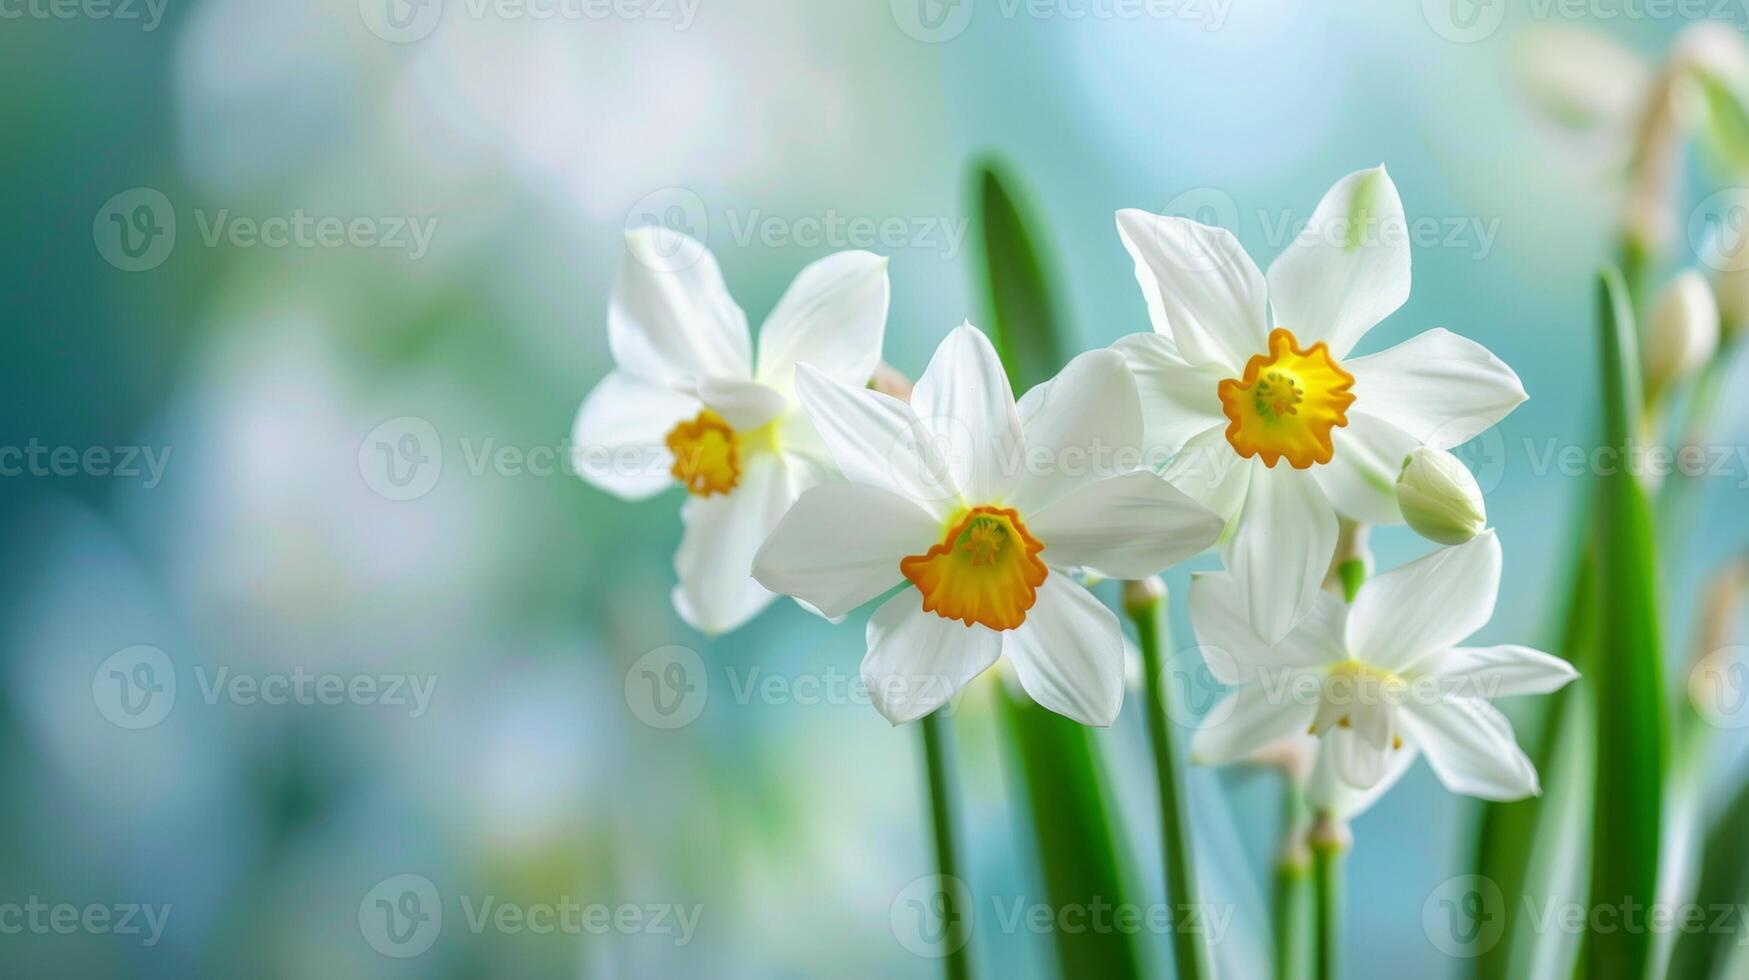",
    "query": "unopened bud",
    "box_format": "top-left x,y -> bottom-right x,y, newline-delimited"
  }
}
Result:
1397,448 -> 1487,546
1122,576 -> 1167,616
1644,271 -> 1720,397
